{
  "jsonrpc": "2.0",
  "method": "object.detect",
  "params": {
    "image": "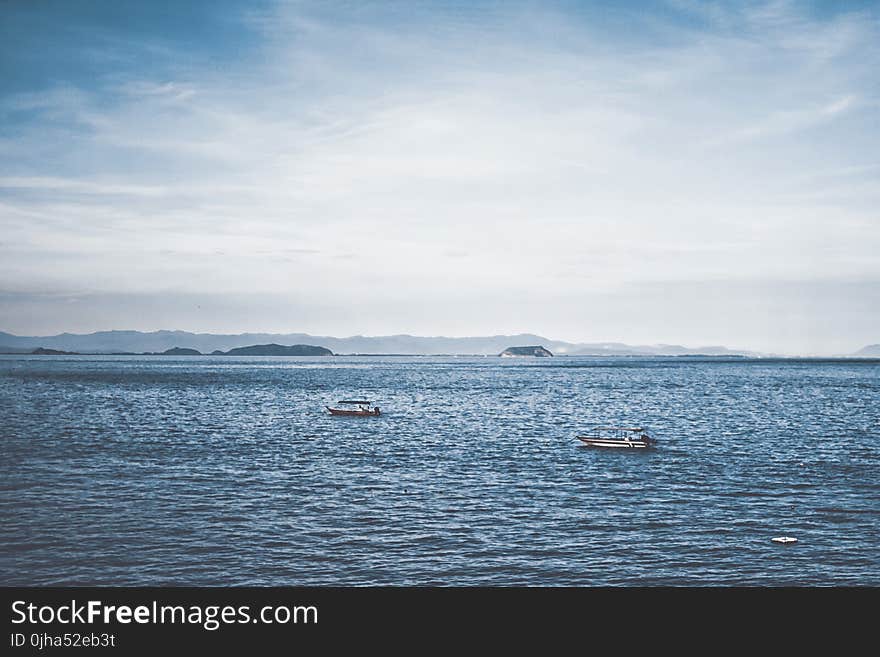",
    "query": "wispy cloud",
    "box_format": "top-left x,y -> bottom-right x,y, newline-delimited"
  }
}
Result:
704,94 -> 859,146
0,176 -> 169,197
